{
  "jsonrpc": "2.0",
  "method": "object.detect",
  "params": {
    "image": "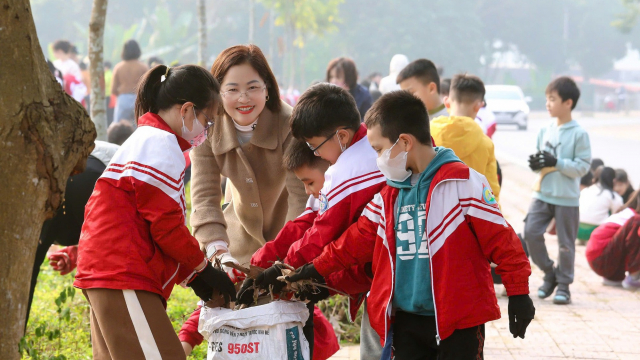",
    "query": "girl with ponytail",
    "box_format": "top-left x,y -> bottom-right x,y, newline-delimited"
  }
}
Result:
578,166 -> 624,244
74,64 -> 236,360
